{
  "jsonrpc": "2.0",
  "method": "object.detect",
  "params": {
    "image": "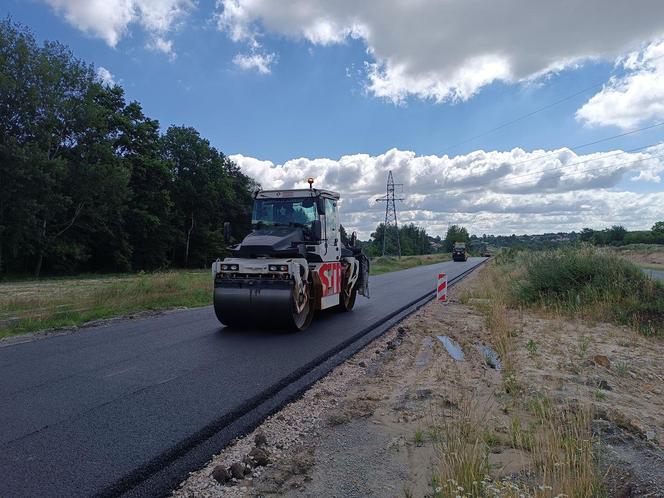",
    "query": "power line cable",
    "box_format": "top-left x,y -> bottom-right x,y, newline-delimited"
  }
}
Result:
443,81 -> 605,153
485,141 -> 661,185
501,121 -> 664,171
446,146 -> 664,195
442,51 -> 664,153
432,125 -> 664,195
498,152 -> 664,191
